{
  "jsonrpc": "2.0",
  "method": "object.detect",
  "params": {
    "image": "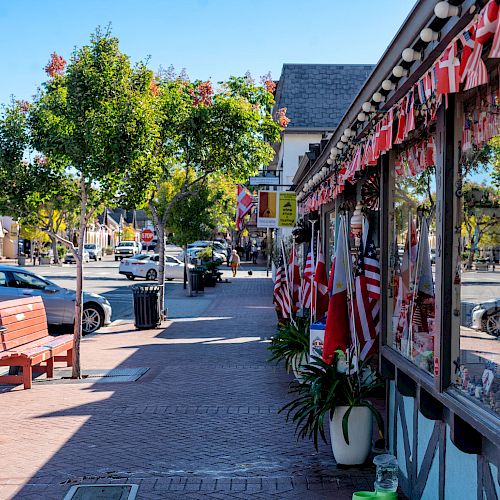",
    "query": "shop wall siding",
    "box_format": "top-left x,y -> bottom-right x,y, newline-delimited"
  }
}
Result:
489,463 -> 500,498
